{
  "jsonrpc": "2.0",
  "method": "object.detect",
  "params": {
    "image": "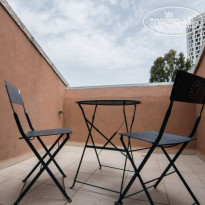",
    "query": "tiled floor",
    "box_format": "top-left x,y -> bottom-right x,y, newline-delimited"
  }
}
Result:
0,145 -> 205,205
